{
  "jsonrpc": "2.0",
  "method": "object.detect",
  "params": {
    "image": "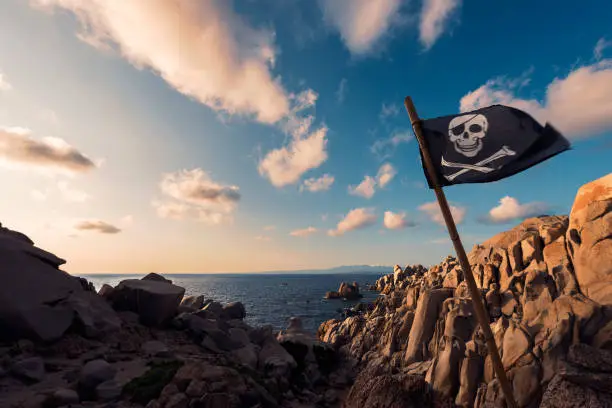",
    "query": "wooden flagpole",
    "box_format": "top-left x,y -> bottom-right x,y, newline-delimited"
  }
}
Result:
404,96 -> 517,408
